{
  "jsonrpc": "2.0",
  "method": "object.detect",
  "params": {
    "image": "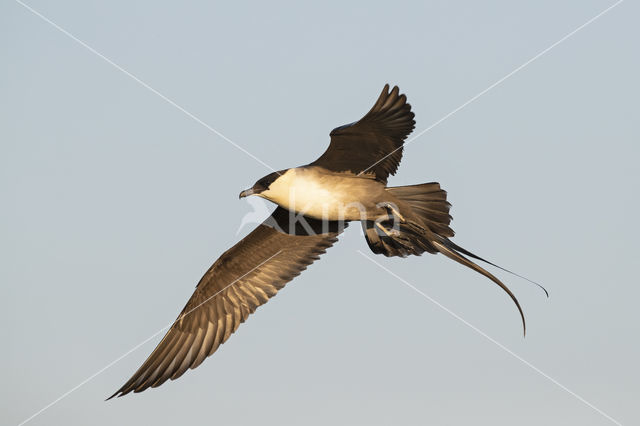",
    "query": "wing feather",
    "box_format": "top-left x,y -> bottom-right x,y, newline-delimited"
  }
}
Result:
109,207 -> 345,398
310,84 -> 415,183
